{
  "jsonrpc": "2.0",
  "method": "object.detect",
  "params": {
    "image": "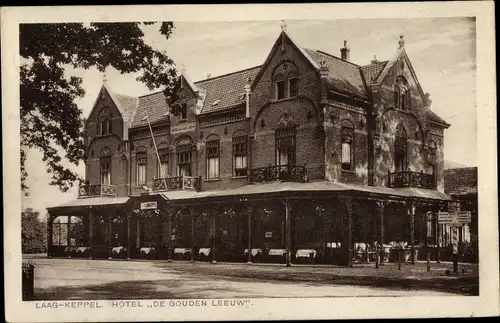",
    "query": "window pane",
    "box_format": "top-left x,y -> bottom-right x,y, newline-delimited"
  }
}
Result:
158,162 -> 168,178
207,157 -> 219,179
289,78 -> 298,97
341,142 -> 351,163
137,164 -> 146,185
276,81 -> 285,100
